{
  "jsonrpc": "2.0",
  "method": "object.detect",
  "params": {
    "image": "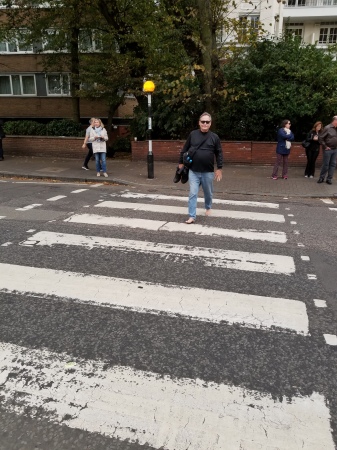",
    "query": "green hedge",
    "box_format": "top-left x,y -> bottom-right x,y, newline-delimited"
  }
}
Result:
3,119 -> 85,137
